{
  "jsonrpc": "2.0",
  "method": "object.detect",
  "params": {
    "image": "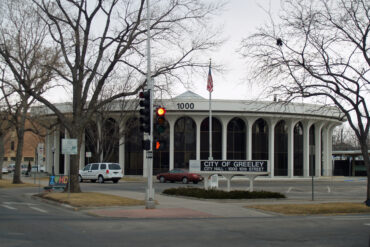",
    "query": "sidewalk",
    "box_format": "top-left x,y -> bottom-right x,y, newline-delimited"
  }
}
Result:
85,190 -> 274,218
